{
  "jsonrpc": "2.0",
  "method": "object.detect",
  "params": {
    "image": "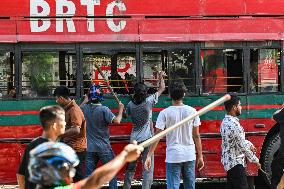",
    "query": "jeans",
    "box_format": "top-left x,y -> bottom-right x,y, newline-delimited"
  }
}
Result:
166,161 -> 195,189
86,149 -> 117,189
123,146 -> 153,189
226,164 -> 248,189
73,151 -> 86,182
